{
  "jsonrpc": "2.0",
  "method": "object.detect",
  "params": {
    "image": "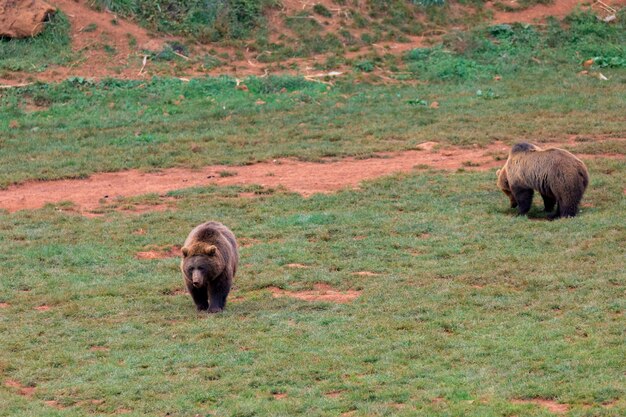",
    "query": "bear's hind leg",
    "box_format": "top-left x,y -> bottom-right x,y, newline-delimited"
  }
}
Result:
512,187 -> 534,215
541,194 -> 556,213
558,200 -> 579,218
187,284 -> 209,311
